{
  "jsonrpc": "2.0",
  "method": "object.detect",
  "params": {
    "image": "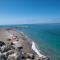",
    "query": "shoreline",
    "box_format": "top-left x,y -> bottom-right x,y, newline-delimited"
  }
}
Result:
21,31 -> 47,58
0,29 -> 48,60
32,41 -> 46,58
